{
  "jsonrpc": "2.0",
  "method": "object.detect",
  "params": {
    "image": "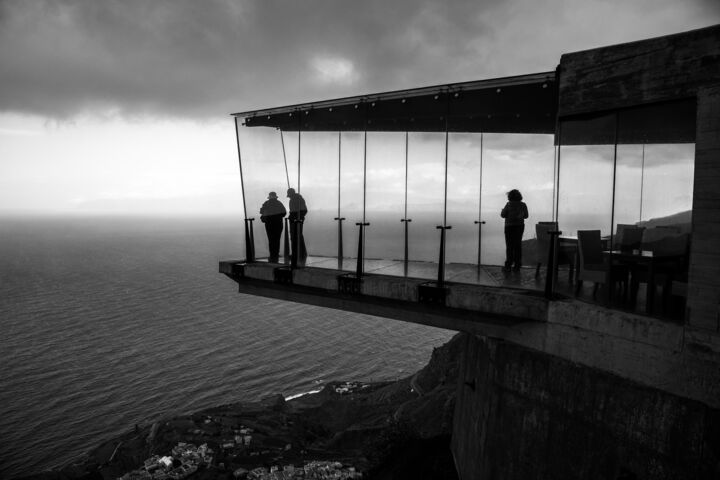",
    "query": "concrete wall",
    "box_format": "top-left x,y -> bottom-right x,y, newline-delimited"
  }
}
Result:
558,25 -> 720,116
688,84 -> 720,336
452,334 -> 720,480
